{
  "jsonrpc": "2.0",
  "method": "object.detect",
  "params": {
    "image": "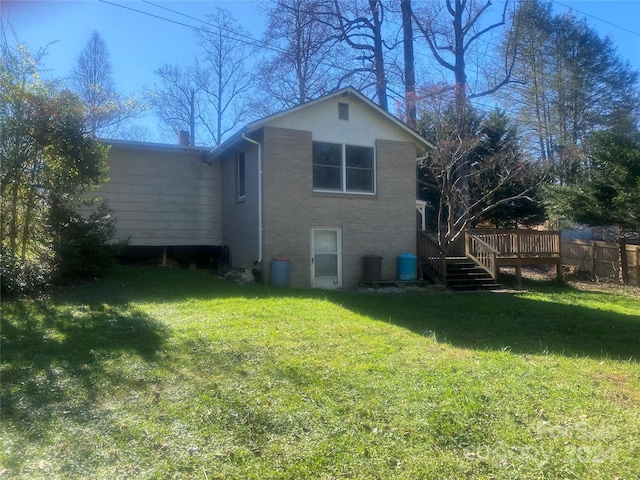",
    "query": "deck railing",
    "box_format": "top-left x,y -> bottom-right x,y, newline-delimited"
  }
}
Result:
419,229 -> 562,287
466,229 -> 562,285
468,229 -> 561,258
465,233 -> 500,280
417,230 -> 448,281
